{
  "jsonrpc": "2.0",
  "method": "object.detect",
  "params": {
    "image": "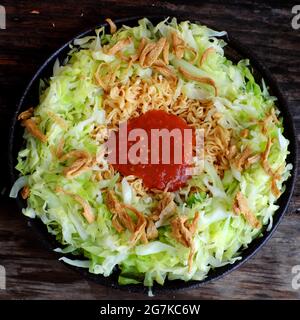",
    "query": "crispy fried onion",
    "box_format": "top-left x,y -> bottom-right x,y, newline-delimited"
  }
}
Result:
171,32 -> 197,64
151,192 -> 177,227
59,150 -> 95,178
123,204 -> 148,245
271,179 -> 281,198
170,212 -> 200,272
50,138 -> 65,159
261,137 -> 281,198
146,218 -> 158,240
56,187 -> 95,224
186,47 -> 198,64
171,32 -> 185,59
139,37 -> 166,68
258,114 -> 272,134
258,109 -> 280,134
233,192 -> 261,229
135,37 -> 176,82
55,138 -> 65,159
106,190 -> 136,232
152,59 -> 177,82
105,18 -> 117,34
107,37 -> 132,56
162,41 -> 170,64
240,128 -> 249,138
139,42 -> 156,66
231,145 -> 252,171
21,185 -> 30,199
178,67 -> 218,96
244,154 -> 261,169
106,190 -> 153,245
270,108 -> 280,124
18,107 -> 34,121
94,62 -> 120,92
227,141 -> 261,171
95,36 -> 177,95
199,47 -> 215,66
47,111 -> 68,129
21,118 -> 47,143
18,107 -> 47,143
130,37 -> 147,62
